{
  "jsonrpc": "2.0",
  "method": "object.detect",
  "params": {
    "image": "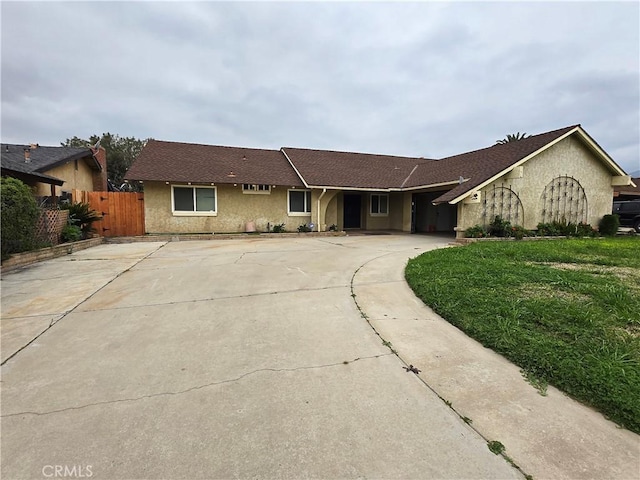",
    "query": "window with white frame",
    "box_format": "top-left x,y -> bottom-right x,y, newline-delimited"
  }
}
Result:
370,193 -> 388,216
172,185 -> 217,215
288,189 -> 311,215
242,184 -> 271,194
